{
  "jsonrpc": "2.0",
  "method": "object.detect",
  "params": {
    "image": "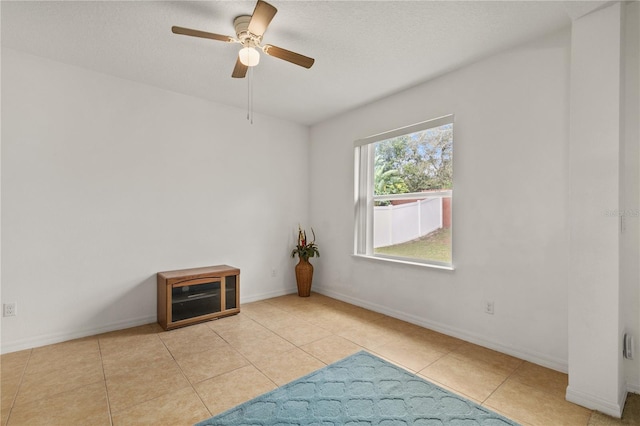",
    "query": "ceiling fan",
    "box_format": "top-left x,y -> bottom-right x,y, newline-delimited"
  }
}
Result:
172,0 -> 315,78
